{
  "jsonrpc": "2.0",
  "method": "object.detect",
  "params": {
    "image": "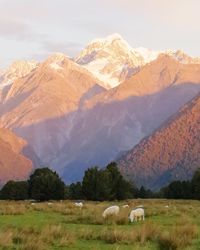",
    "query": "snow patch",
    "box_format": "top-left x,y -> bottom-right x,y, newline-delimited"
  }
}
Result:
133,47 -> 162,63
0,79 -> 13,89
49,63 -> 63,71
